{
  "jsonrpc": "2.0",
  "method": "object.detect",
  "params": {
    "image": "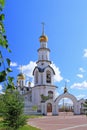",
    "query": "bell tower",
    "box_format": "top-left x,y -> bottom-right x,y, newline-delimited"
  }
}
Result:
32,24 -> 57,106
37,22 -> 51,64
